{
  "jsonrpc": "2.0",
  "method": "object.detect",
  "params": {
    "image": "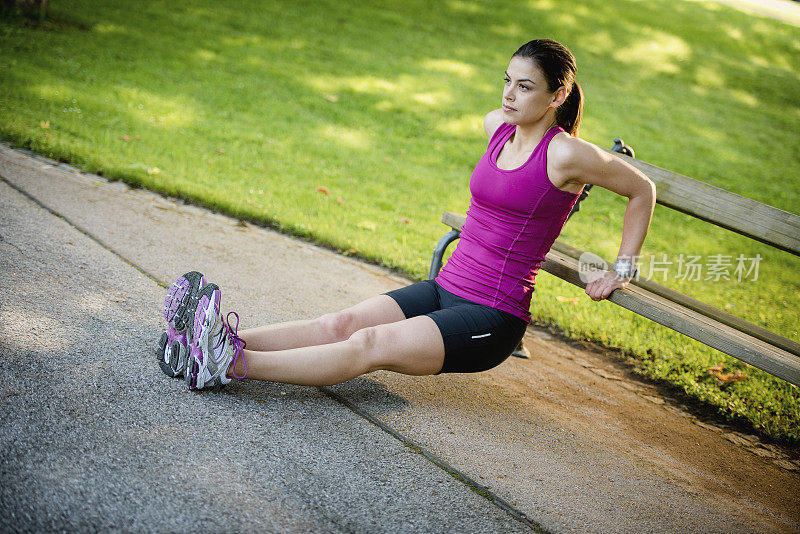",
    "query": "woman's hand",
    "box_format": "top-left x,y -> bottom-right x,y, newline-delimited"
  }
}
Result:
584,270 -> 632,301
